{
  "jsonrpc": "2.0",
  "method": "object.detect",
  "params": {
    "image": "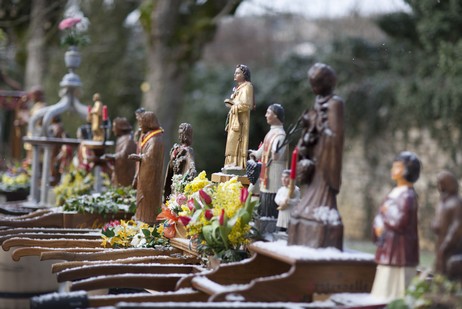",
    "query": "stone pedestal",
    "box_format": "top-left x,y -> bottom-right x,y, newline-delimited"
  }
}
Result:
288,217 -> 343,250
255,217 -> 277,236
211,172 -> 249,186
